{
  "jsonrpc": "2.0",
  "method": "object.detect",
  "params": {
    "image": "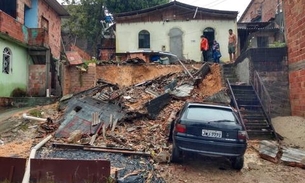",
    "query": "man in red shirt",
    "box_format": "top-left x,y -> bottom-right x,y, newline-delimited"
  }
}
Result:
200,35 -> 209,62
